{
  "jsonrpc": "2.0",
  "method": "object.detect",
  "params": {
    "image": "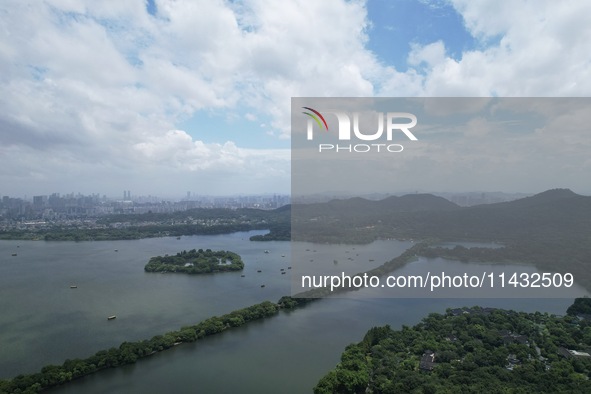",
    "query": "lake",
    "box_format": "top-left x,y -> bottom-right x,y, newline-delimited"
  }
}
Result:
0,233 -> 581,393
